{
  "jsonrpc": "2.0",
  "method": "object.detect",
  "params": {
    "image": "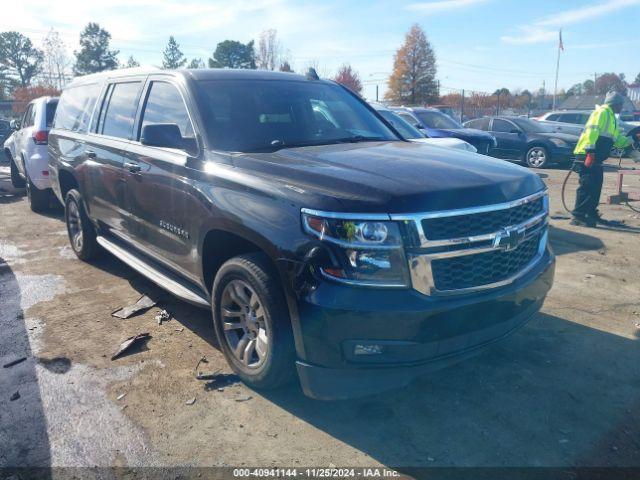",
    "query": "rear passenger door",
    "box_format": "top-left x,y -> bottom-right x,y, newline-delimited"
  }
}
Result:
120,78 -> 201,281
85,80 -> 143,231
